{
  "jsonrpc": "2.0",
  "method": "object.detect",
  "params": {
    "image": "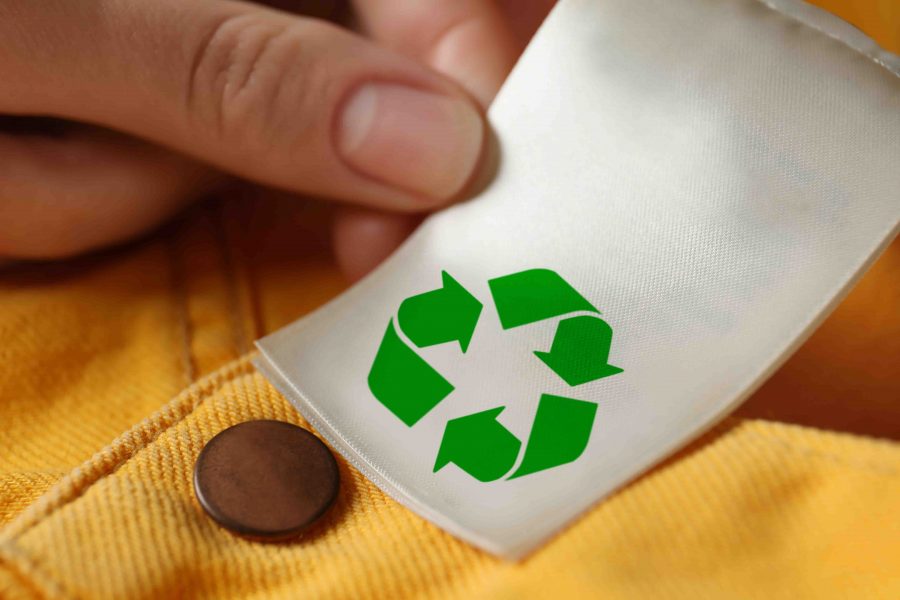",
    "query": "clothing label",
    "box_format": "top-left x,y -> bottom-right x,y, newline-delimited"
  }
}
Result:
257,0 -> 900,558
